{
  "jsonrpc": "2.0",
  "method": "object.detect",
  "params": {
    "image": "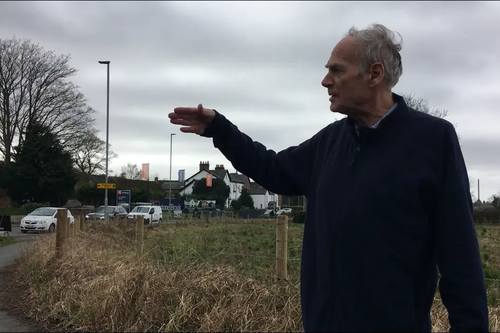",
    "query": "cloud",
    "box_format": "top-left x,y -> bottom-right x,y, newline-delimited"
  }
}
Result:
0,1 -> 499,198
